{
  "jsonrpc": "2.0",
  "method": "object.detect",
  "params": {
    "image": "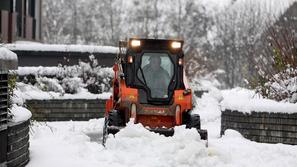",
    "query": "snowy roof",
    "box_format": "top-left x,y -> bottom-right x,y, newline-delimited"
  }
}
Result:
0,47 -> 18,70
4,43 -> 118,54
